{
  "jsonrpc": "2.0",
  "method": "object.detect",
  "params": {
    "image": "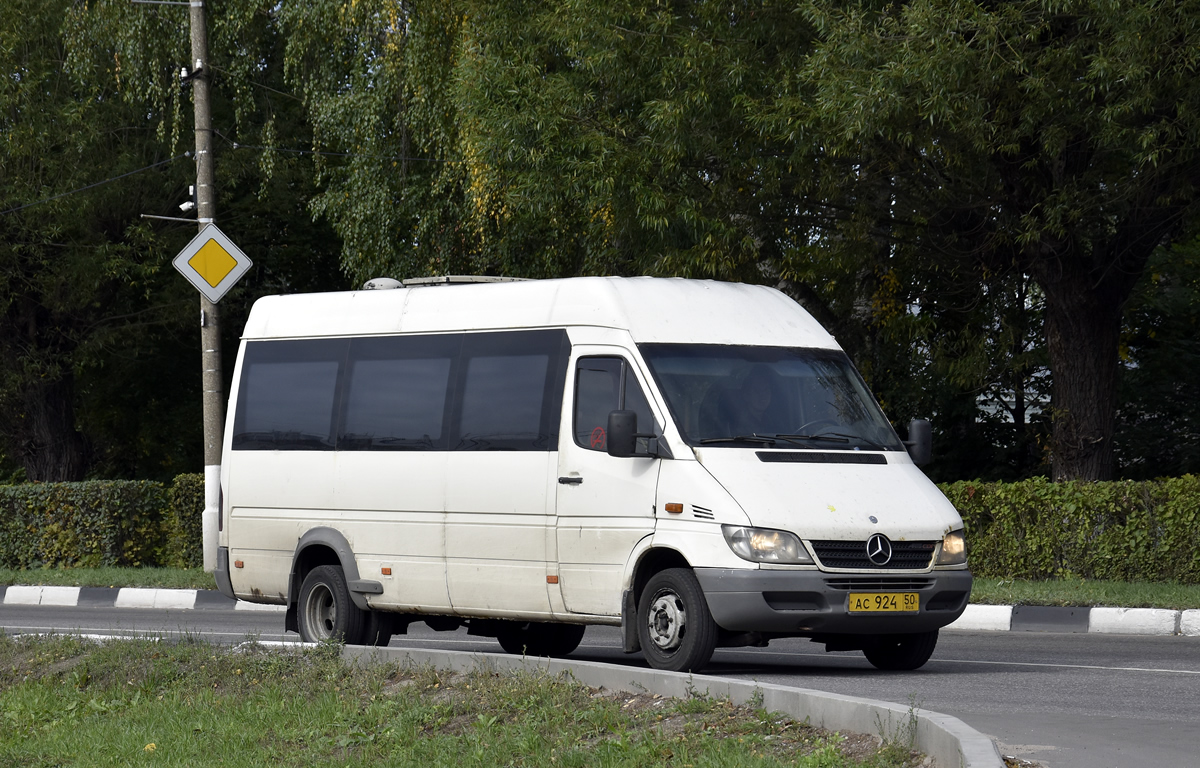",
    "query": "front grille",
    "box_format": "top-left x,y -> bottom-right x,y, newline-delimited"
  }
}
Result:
809,539 -> 937,570
824,577 -> 935,591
